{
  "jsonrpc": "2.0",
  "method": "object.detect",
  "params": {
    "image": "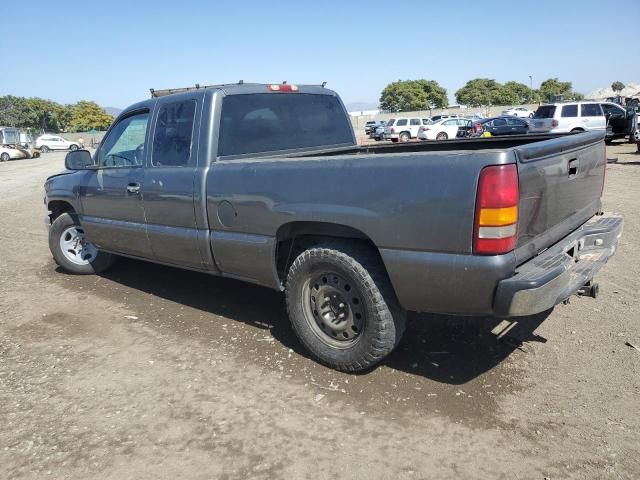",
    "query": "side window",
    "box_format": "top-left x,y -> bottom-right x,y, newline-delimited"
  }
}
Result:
493,118 -> 507,126
410,118 -> 421,126
581,104 -> 602,117
443,119 -> 457,126
396,119 -> 408,126
97,111 -> 149,168
561,105 -> 578,117
152,100 -> 196,167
